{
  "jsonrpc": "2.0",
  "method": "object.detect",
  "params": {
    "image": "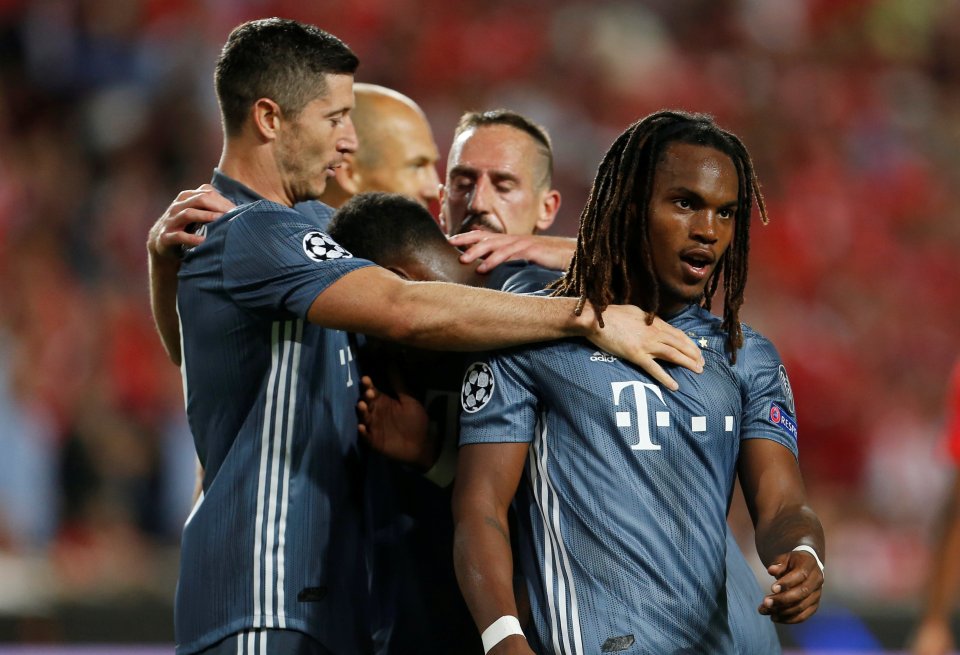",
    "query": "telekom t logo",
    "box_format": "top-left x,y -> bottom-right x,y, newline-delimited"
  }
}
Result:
611,381 -> 667,451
